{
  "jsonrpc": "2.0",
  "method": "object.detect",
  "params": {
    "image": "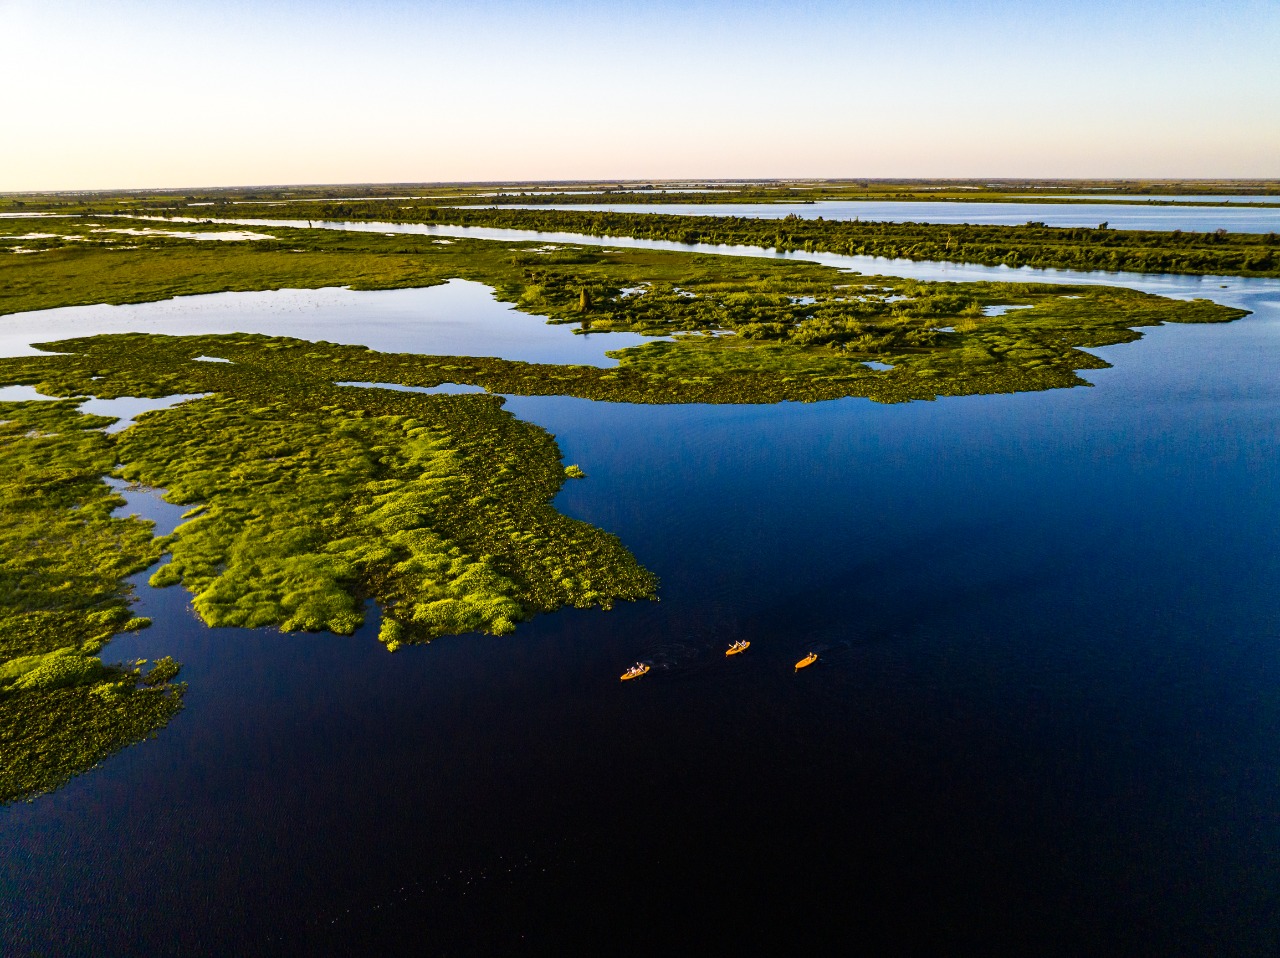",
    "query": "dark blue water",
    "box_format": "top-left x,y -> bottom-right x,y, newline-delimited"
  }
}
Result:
3,274 -> 1280,953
